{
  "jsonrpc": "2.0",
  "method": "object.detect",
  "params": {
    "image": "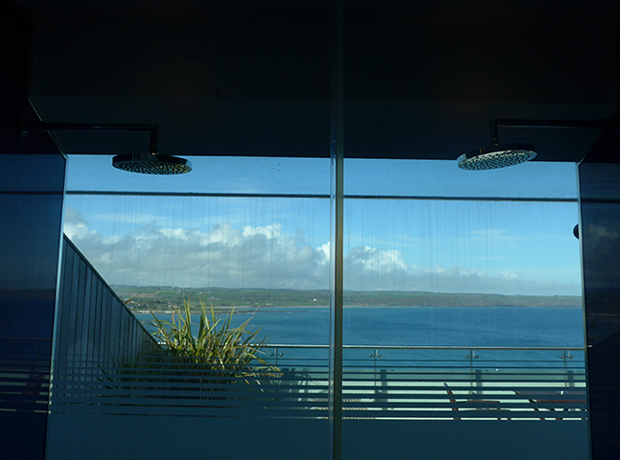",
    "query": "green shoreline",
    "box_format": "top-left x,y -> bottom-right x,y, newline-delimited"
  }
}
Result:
134,303 -> 583,315
117,286 -> 581,313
